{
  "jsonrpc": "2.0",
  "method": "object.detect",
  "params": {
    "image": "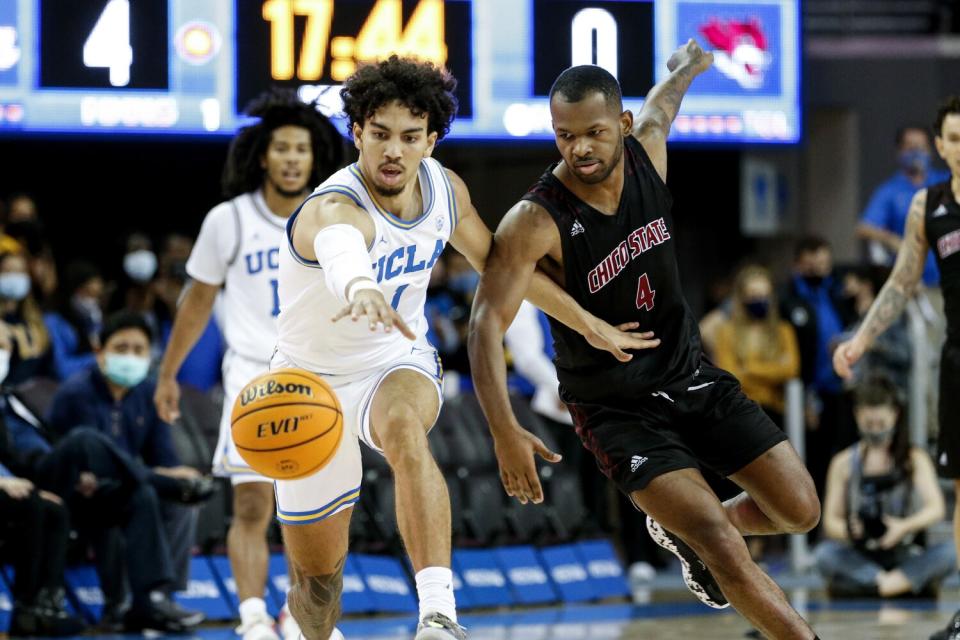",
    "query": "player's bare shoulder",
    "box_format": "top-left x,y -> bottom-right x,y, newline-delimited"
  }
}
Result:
291,191 -> 375,260
497,200 -> 562,262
